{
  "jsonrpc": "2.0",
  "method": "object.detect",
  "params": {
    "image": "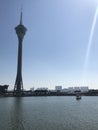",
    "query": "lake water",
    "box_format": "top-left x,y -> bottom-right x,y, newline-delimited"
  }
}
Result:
0,96 -> 98,130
